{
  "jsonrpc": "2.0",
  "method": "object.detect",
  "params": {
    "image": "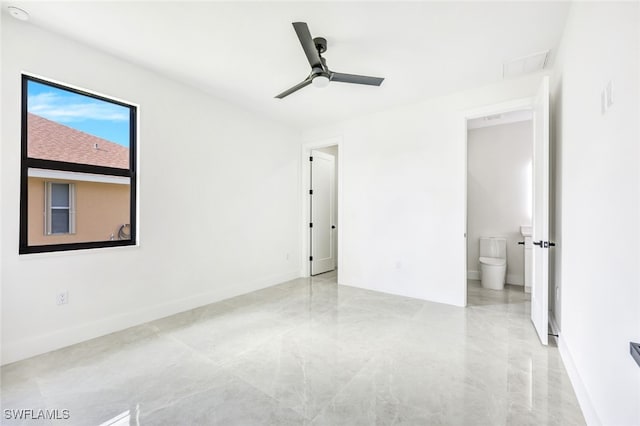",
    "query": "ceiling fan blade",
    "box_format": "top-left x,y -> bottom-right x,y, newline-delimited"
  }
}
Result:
330,72 -> 384,86
275,77 -> 313,99
292,22 -> 322,68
